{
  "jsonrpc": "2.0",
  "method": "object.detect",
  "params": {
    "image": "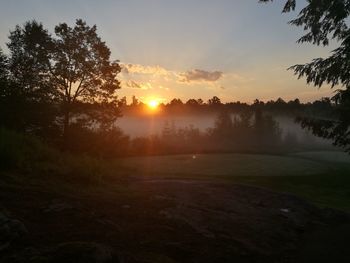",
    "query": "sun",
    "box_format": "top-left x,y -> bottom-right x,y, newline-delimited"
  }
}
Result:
147,99 -> 160,110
